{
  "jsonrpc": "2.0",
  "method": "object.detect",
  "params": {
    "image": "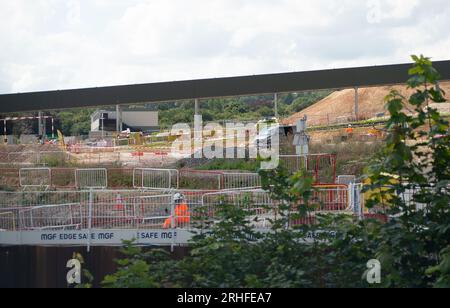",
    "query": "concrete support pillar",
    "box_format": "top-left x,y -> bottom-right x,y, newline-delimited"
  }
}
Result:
194,99 -> 200,116
3,119 -> 7,144
354,87 -> 359,121
38,111 -> 44,137
116,105 -> 123,132
43,115 -> 46,139
51,118 -> 55,139
274,93 -> 279,118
